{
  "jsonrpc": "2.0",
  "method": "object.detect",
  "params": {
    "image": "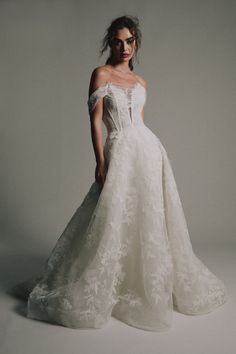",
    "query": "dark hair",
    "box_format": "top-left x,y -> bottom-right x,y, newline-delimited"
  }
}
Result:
99,15 -> 142,71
